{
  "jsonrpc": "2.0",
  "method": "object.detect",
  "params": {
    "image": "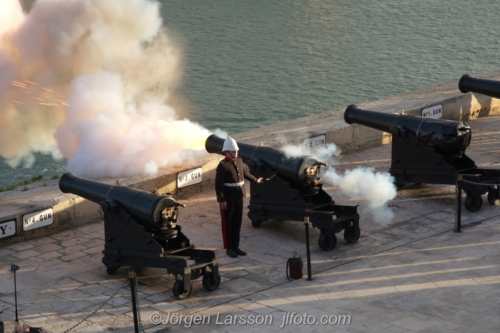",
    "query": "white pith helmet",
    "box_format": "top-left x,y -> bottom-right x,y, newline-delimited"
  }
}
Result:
222,137 -> 239,152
